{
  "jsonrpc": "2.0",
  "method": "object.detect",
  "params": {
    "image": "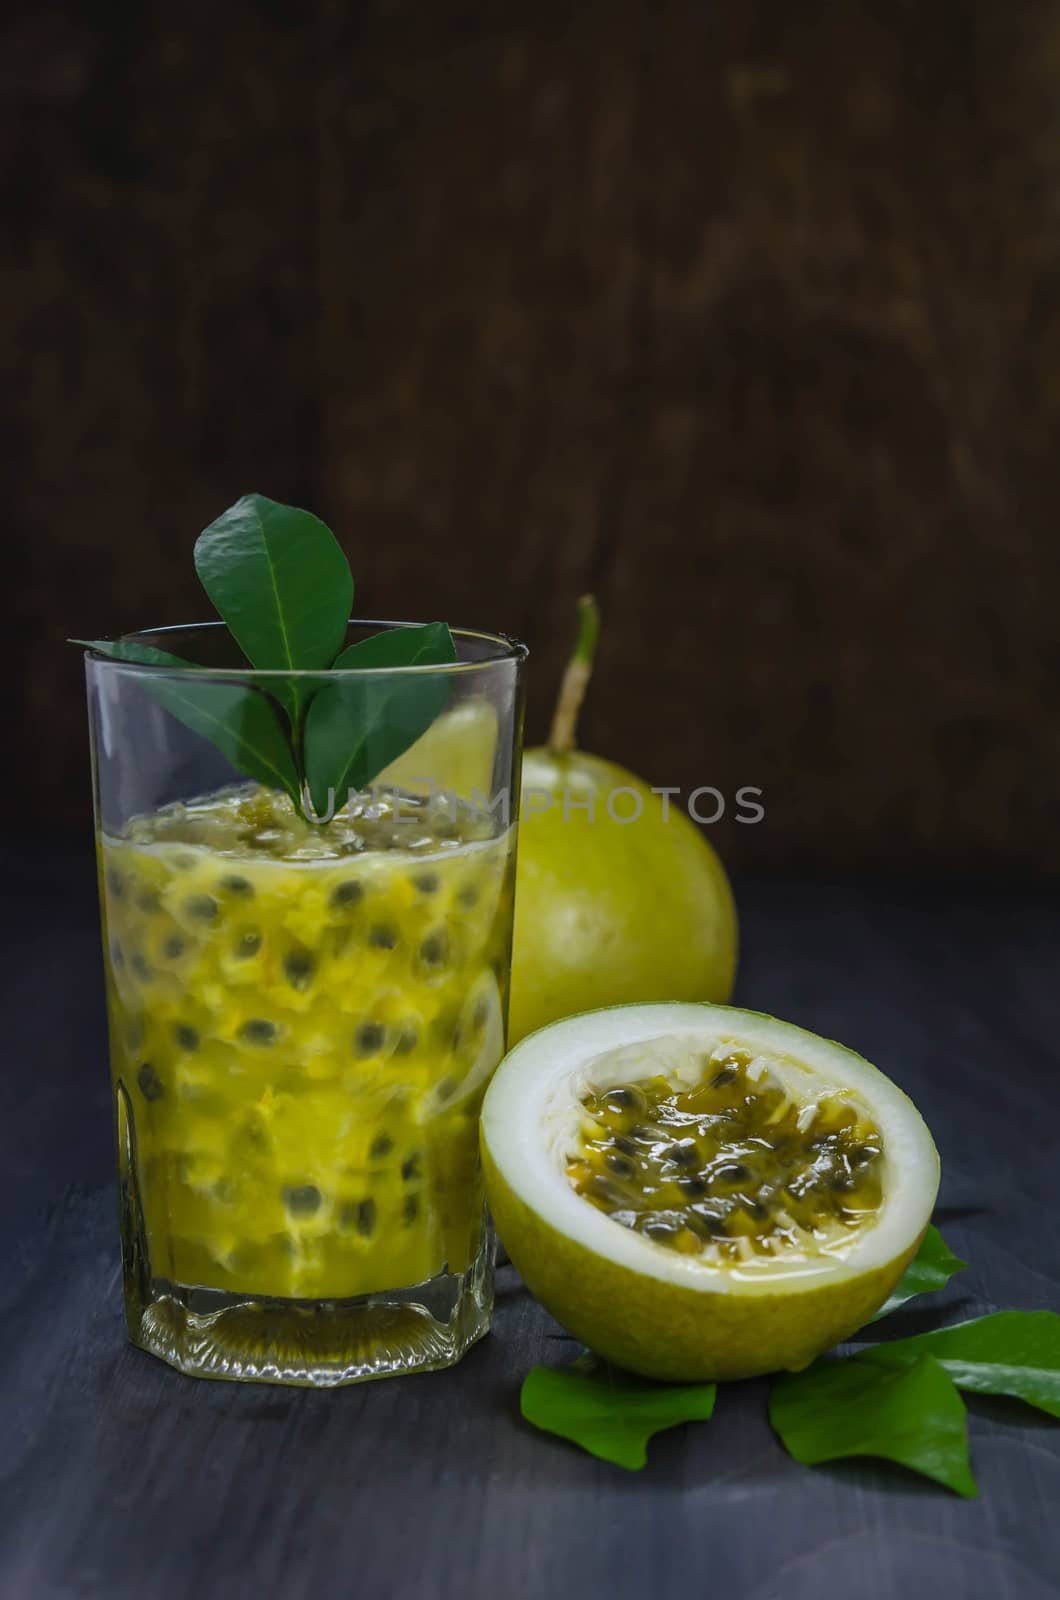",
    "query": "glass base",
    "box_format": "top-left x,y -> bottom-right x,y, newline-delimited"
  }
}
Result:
124,1238 -> 495,1386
